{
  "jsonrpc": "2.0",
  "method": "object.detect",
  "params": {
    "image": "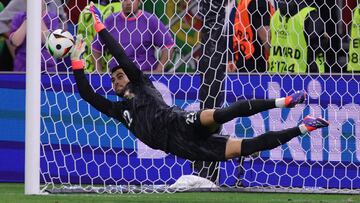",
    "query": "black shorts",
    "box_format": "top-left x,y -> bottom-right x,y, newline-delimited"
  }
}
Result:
167,110 -> 229,161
